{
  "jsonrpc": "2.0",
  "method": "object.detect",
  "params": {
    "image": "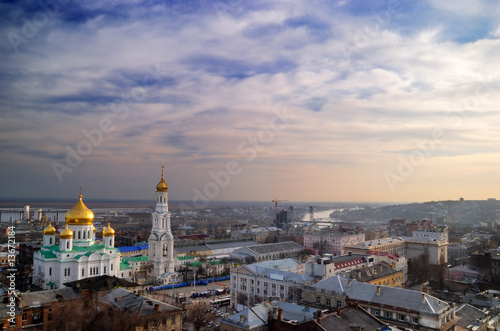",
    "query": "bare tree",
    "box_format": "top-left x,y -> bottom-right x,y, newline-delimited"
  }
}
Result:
184,302 -> 216,331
